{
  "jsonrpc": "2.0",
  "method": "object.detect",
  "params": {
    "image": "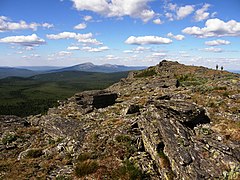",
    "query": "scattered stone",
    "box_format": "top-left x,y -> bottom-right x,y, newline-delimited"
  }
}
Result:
126,105 -> 140,114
